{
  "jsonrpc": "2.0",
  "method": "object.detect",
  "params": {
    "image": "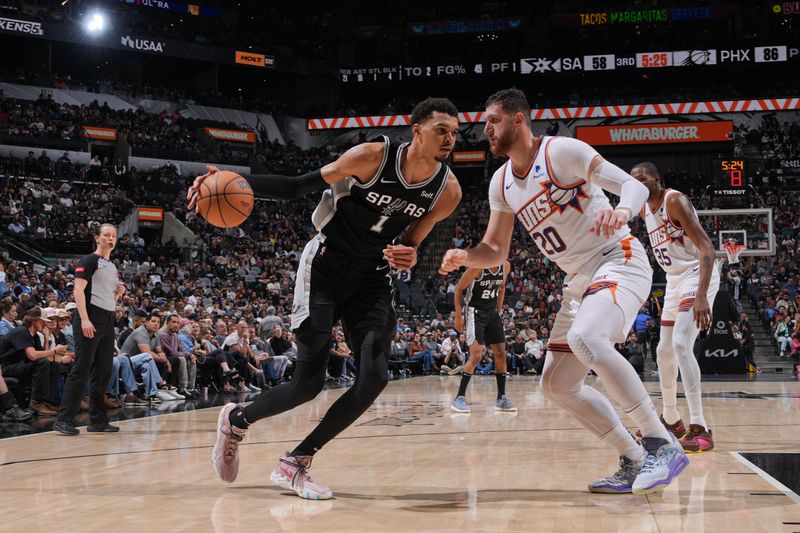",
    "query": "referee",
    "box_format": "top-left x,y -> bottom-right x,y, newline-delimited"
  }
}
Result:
54,223 -> 125,436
